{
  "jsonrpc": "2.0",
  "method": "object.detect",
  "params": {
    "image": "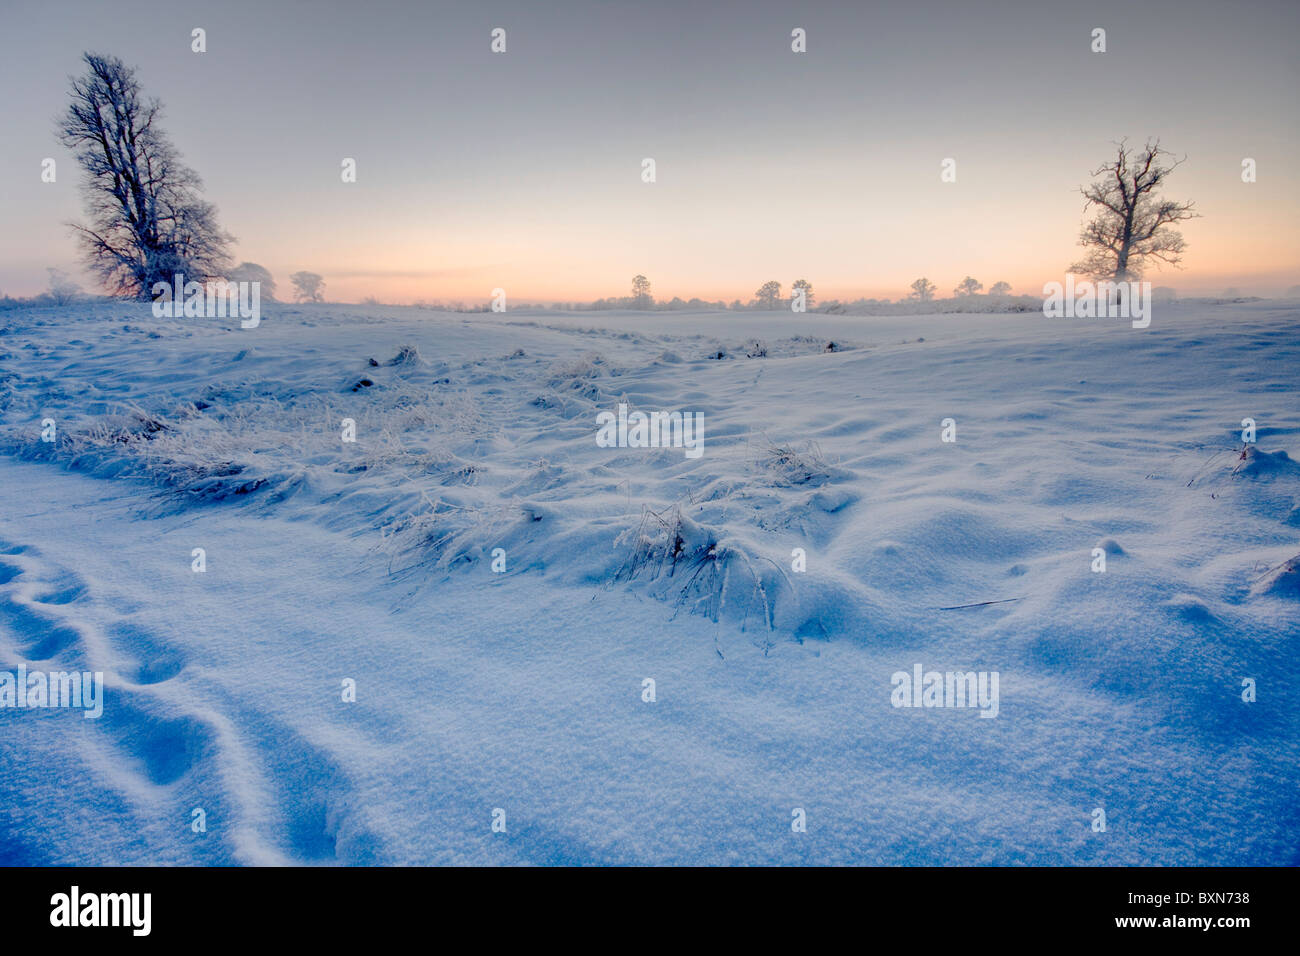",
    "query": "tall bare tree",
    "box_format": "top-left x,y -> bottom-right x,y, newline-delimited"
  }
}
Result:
1071,139 -> 1197,281
58,53 -> 232,299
